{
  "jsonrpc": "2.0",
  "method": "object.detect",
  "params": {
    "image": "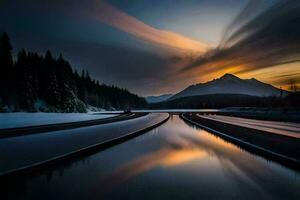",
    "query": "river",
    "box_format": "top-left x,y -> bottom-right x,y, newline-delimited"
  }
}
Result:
3,115 -> 300,200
